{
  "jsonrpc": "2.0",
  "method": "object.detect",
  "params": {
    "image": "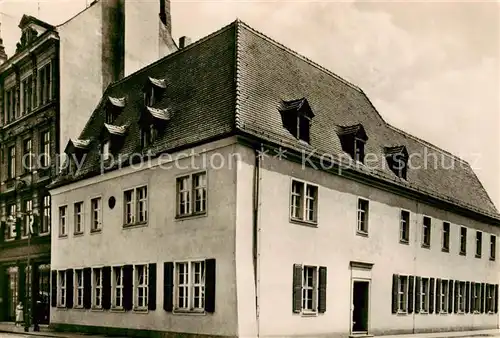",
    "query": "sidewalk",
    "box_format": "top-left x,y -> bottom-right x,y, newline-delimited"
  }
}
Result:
0,322 -> 112,338
379,329 -> 500,338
